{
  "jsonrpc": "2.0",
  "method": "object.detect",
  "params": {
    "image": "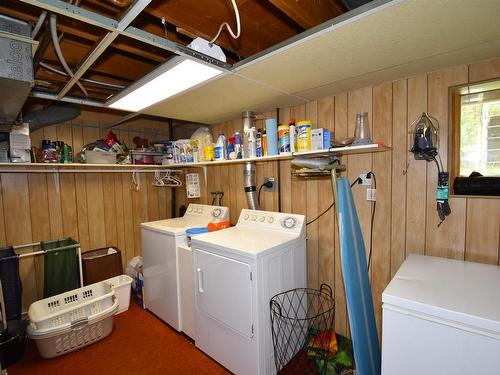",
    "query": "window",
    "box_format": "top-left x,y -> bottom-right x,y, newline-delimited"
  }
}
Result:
452,81 -> 500,178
